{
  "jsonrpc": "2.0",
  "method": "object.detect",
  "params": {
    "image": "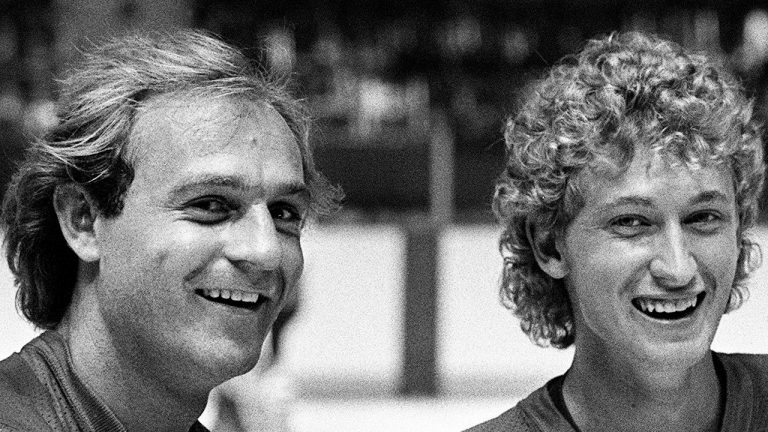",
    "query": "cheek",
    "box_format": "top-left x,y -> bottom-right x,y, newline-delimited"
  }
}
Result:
697,235 -> 740,288
565,239 -> 647,297
282,239 -> 304,283
96,219 -> 151,284
155,227 -> 224,277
